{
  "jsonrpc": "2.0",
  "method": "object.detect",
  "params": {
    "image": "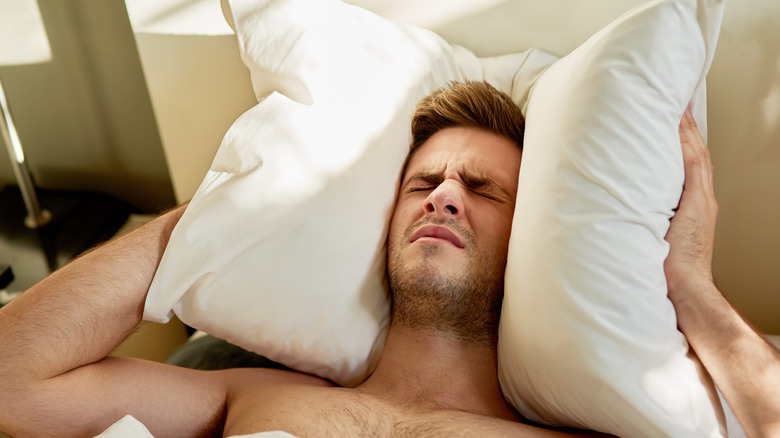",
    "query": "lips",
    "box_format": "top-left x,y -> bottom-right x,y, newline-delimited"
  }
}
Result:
410,224 -> 464,248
